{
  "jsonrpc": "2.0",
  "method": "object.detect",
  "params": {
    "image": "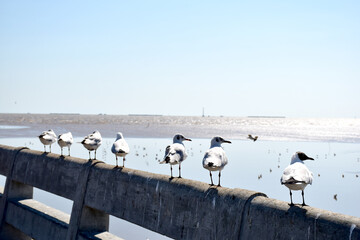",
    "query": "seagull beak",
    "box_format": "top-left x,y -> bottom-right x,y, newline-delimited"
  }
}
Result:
185,138 -> 192,141
224,140 -> 232,144
307,157 -> 314,161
